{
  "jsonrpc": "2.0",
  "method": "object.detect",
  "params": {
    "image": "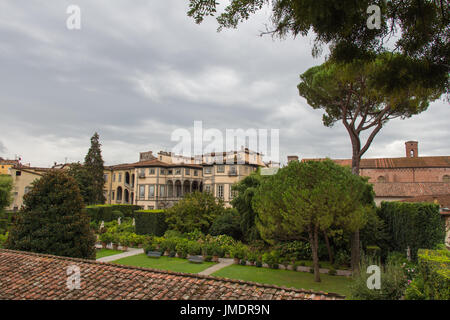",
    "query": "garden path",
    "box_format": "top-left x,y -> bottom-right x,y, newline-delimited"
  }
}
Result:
96,247 -> 144,263
197,258 -> 234,276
